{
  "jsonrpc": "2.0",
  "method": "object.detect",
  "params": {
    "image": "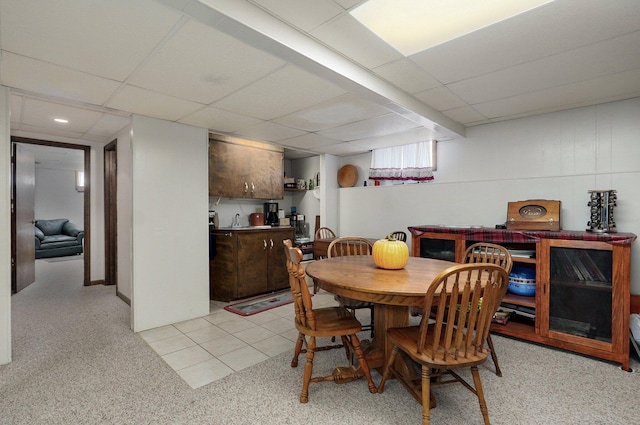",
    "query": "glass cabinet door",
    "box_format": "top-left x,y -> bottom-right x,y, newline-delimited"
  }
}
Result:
548,245 -> 613,342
